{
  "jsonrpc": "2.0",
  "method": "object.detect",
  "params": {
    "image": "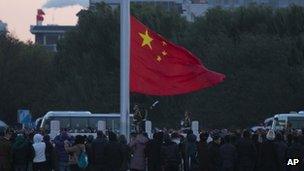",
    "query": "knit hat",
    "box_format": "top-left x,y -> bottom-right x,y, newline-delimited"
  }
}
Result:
266,130 -> 275,141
